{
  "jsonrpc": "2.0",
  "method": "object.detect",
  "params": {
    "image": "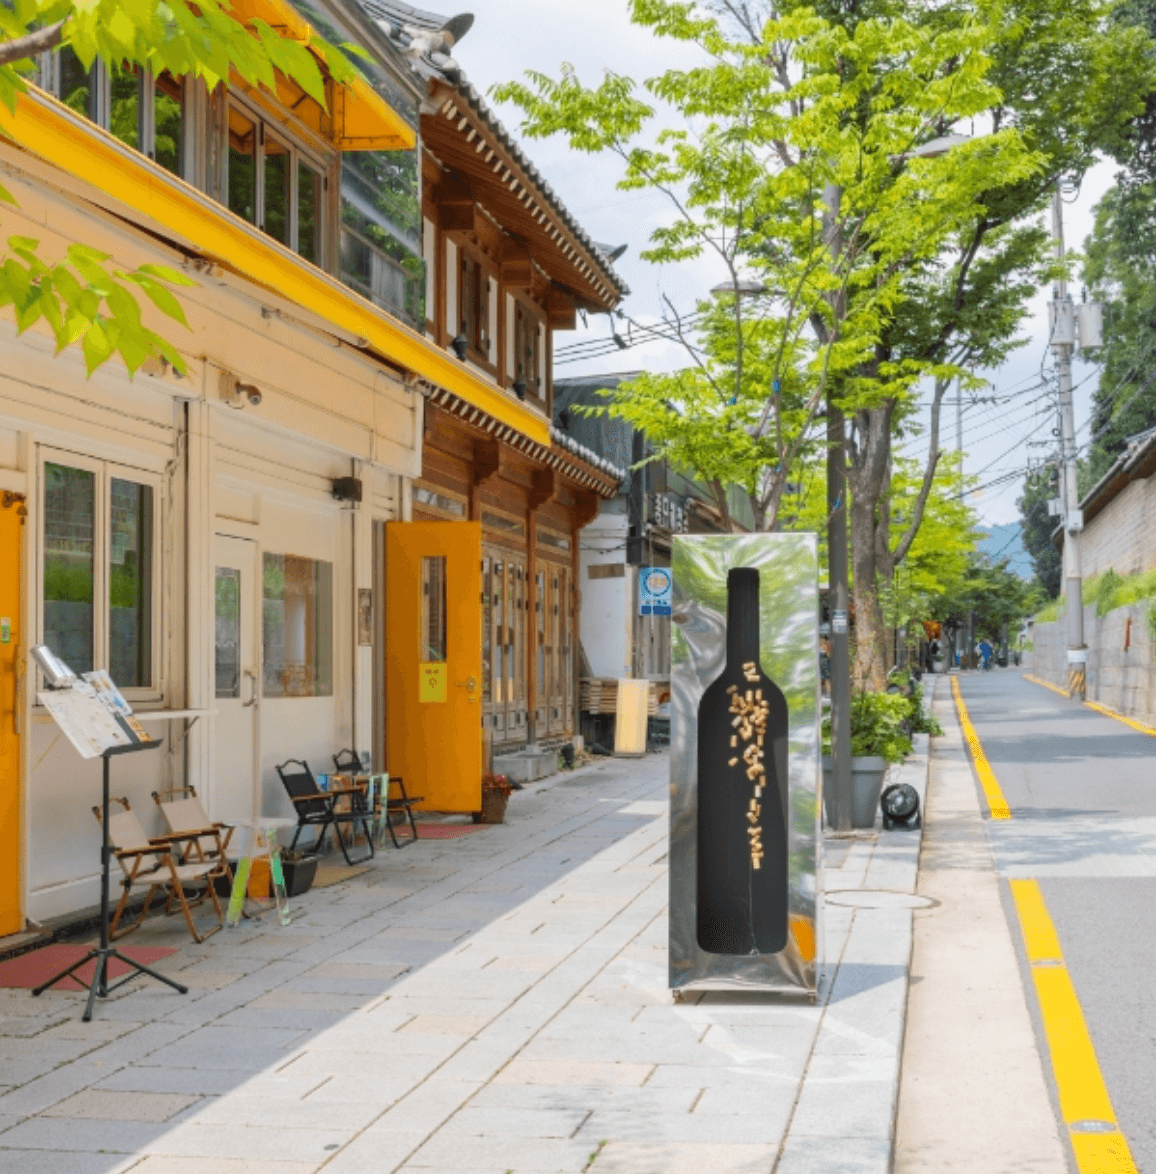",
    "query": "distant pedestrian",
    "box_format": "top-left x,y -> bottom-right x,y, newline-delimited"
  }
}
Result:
978,638 -> 993,671
819,640 -> 831,696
